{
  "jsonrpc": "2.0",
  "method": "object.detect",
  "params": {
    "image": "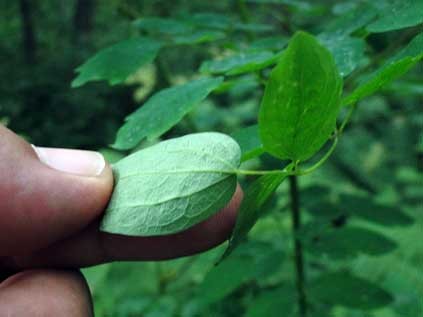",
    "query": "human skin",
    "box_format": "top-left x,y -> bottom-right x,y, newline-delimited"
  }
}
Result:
0,125 -> 242,316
